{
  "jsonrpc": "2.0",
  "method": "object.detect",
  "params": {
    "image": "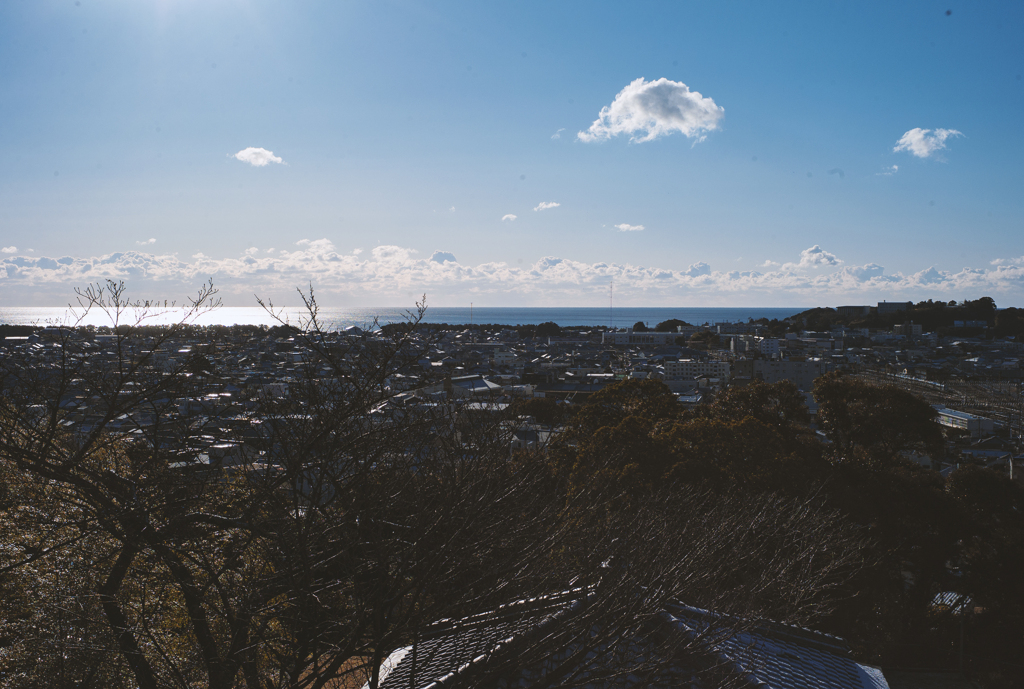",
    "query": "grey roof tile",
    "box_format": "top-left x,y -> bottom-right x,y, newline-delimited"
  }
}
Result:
369,593 -> 888,689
